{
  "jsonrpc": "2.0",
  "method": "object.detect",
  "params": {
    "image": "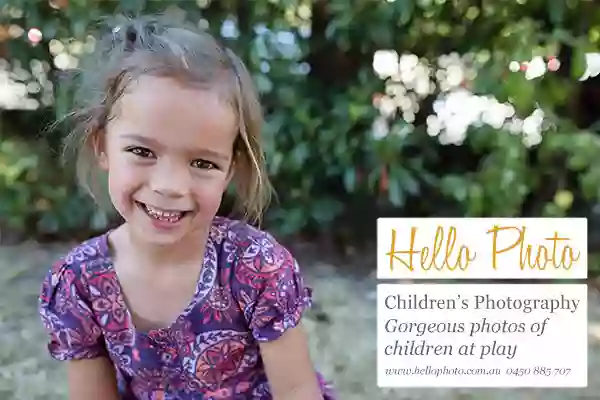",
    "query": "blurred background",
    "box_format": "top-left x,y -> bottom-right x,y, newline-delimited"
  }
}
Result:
1,0 -> 600,399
